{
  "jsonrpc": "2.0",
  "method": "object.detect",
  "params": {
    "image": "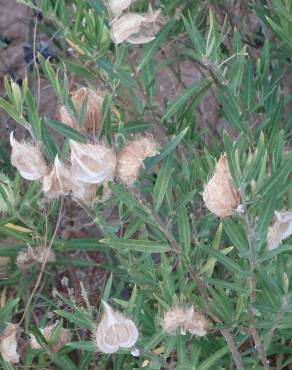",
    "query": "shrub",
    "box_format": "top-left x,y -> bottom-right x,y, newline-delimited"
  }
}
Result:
0,0 -> 291,369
